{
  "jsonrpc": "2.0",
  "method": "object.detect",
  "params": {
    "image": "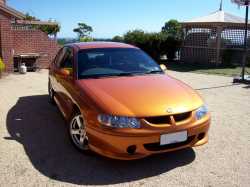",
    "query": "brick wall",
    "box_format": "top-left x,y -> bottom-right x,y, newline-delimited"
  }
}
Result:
0,14 -> 14,72
0,9 -> 60,72
13,30 -> 60,69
